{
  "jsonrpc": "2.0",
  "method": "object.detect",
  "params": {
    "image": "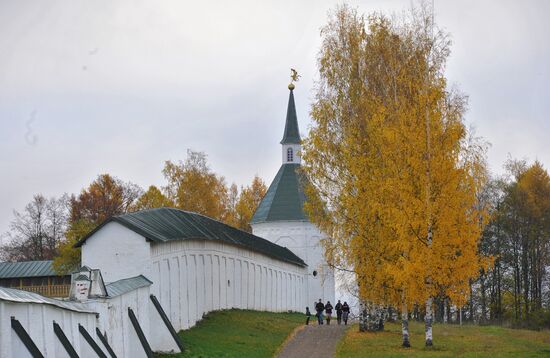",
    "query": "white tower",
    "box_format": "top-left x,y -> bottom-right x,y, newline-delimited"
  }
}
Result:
250,82 -> 335,307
